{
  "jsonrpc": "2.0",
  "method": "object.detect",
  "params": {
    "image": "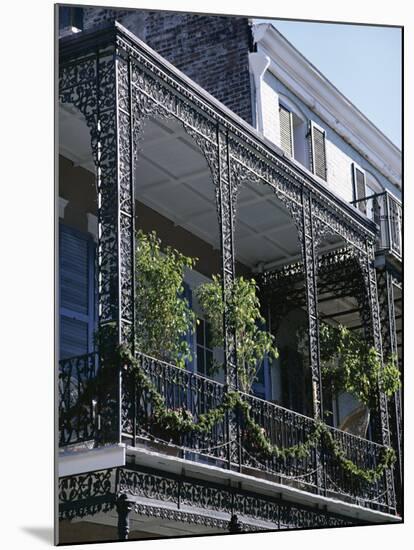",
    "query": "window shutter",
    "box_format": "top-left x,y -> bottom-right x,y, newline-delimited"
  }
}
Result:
352,164 -> 367,214
279,105 -> 294,157
59,225 -> 95,359
310,122 -> 327,181
60,316 -> 89,359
